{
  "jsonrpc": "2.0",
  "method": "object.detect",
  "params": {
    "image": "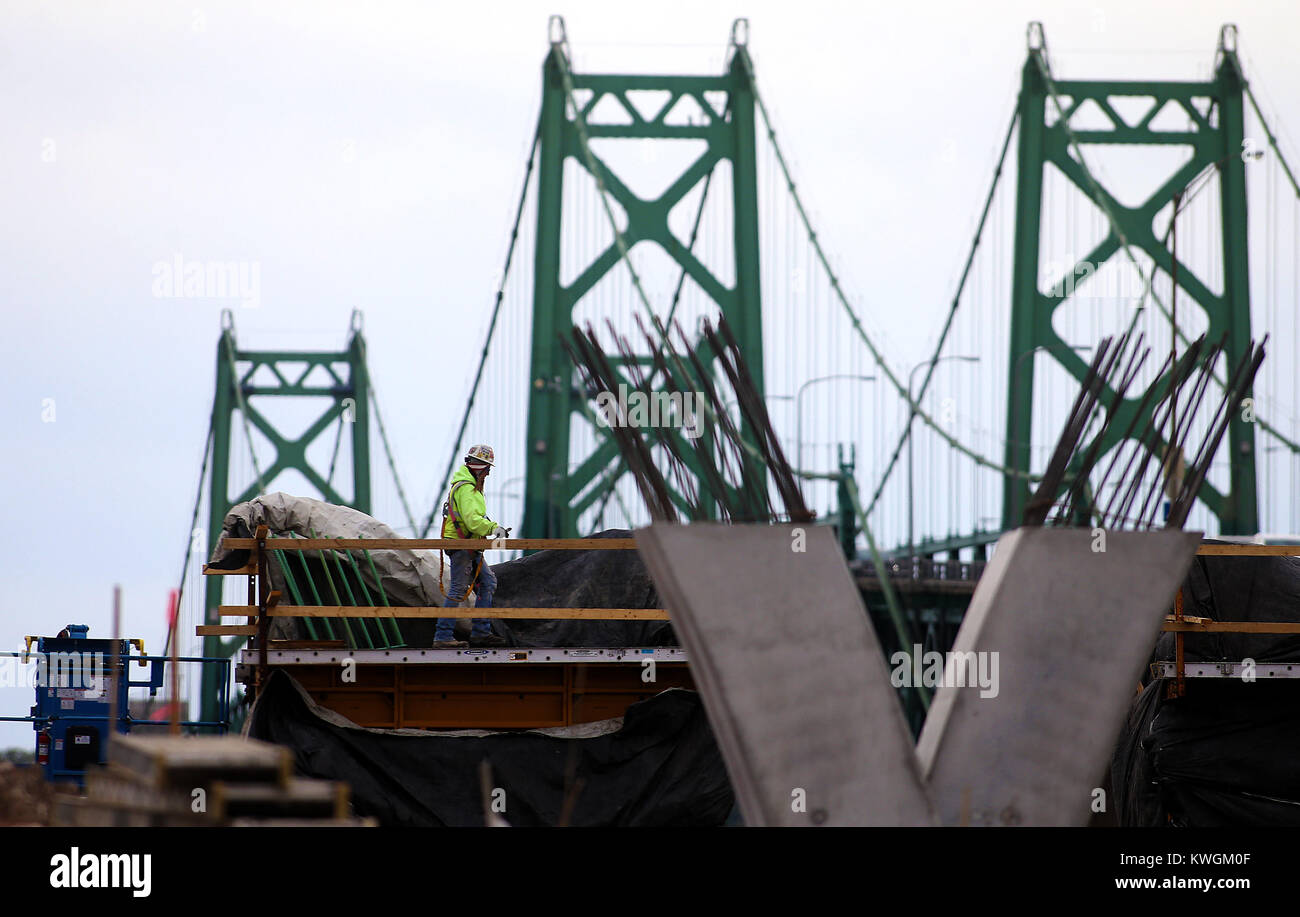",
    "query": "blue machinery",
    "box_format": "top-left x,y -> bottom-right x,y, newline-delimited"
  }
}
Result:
0,625 -> 231,784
